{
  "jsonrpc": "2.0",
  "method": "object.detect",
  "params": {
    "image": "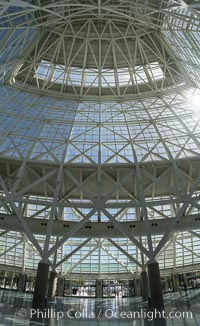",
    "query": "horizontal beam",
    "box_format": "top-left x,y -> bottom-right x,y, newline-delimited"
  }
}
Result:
0,213 -> 200,238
